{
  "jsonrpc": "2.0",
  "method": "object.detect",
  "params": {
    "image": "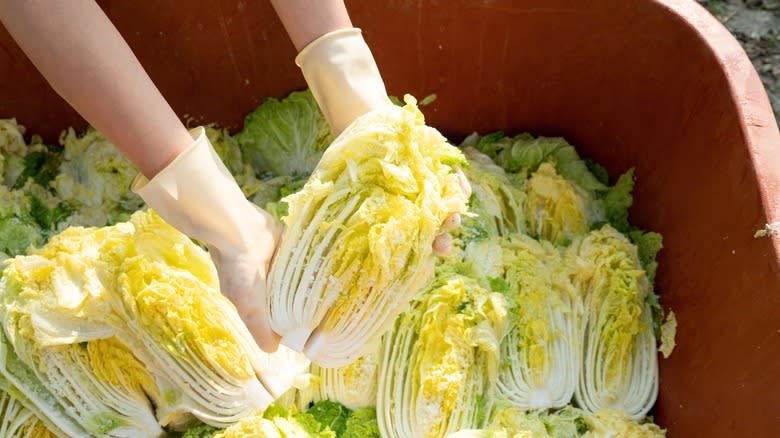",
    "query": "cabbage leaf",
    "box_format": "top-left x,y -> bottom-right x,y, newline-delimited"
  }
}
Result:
464,234 -> 581,410
235,89 -> 333,178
